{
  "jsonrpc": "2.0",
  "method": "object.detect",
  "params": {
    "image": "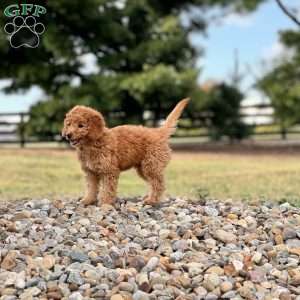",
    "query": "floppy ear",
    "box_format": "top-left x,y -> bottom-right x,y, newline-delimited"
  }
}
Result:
89,111 -> 106,135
